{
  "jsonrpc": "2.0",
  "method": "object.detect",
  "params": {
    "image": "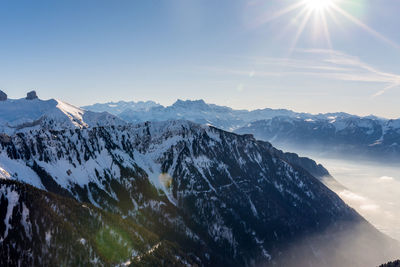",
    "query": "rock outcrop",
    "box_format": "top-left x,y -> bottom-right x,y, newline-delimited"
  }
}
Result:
0,90 -> 7,101
26,90 -> 38,100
